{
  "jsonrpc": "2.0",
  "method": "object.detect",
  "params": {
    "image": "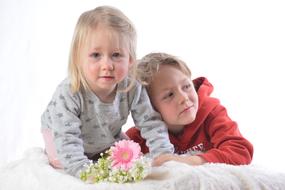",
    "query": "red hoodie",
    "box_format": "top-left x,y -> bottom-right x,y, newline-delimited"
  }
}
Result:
126,77 -> 253,165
